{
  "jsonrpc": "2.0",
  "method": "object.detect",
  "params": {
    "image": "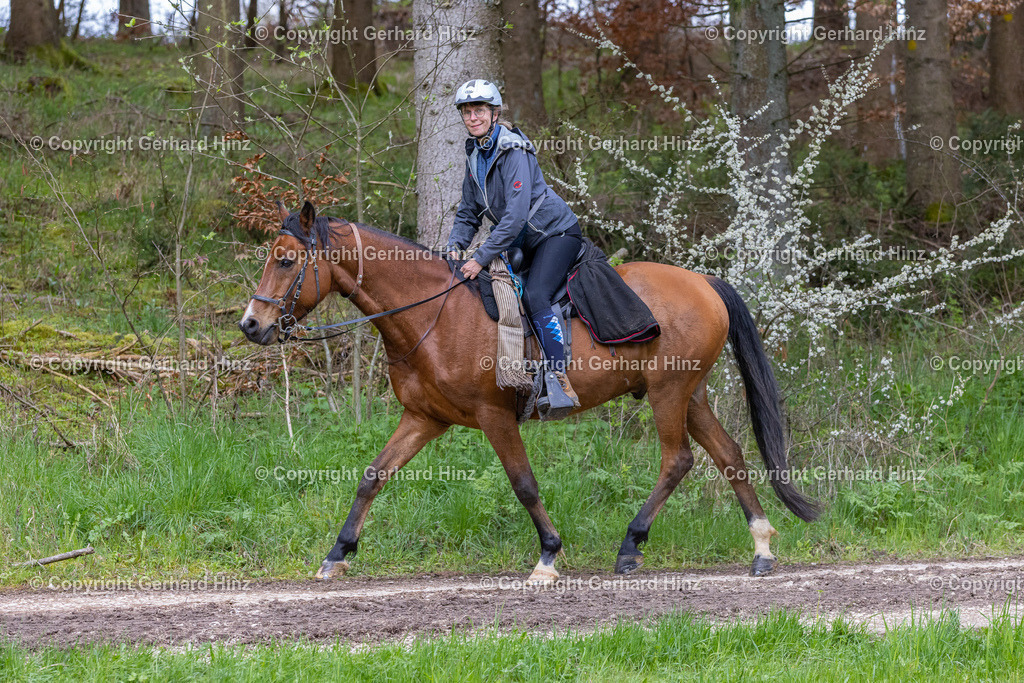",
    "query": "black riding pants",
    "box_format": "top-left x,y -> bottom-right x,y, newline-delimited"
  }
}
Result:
520,226 -> 583,317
